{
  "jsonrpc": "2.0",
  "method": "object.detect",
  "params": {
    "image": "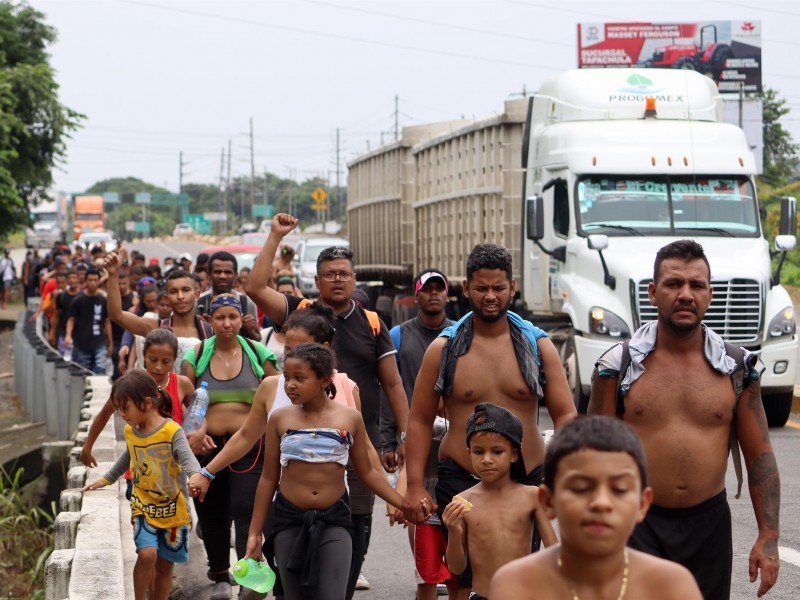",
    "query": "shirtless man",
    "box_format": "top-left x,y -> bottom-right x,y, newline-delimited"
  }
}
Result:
588,240 -> 780,599
402,243 -> 576,594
